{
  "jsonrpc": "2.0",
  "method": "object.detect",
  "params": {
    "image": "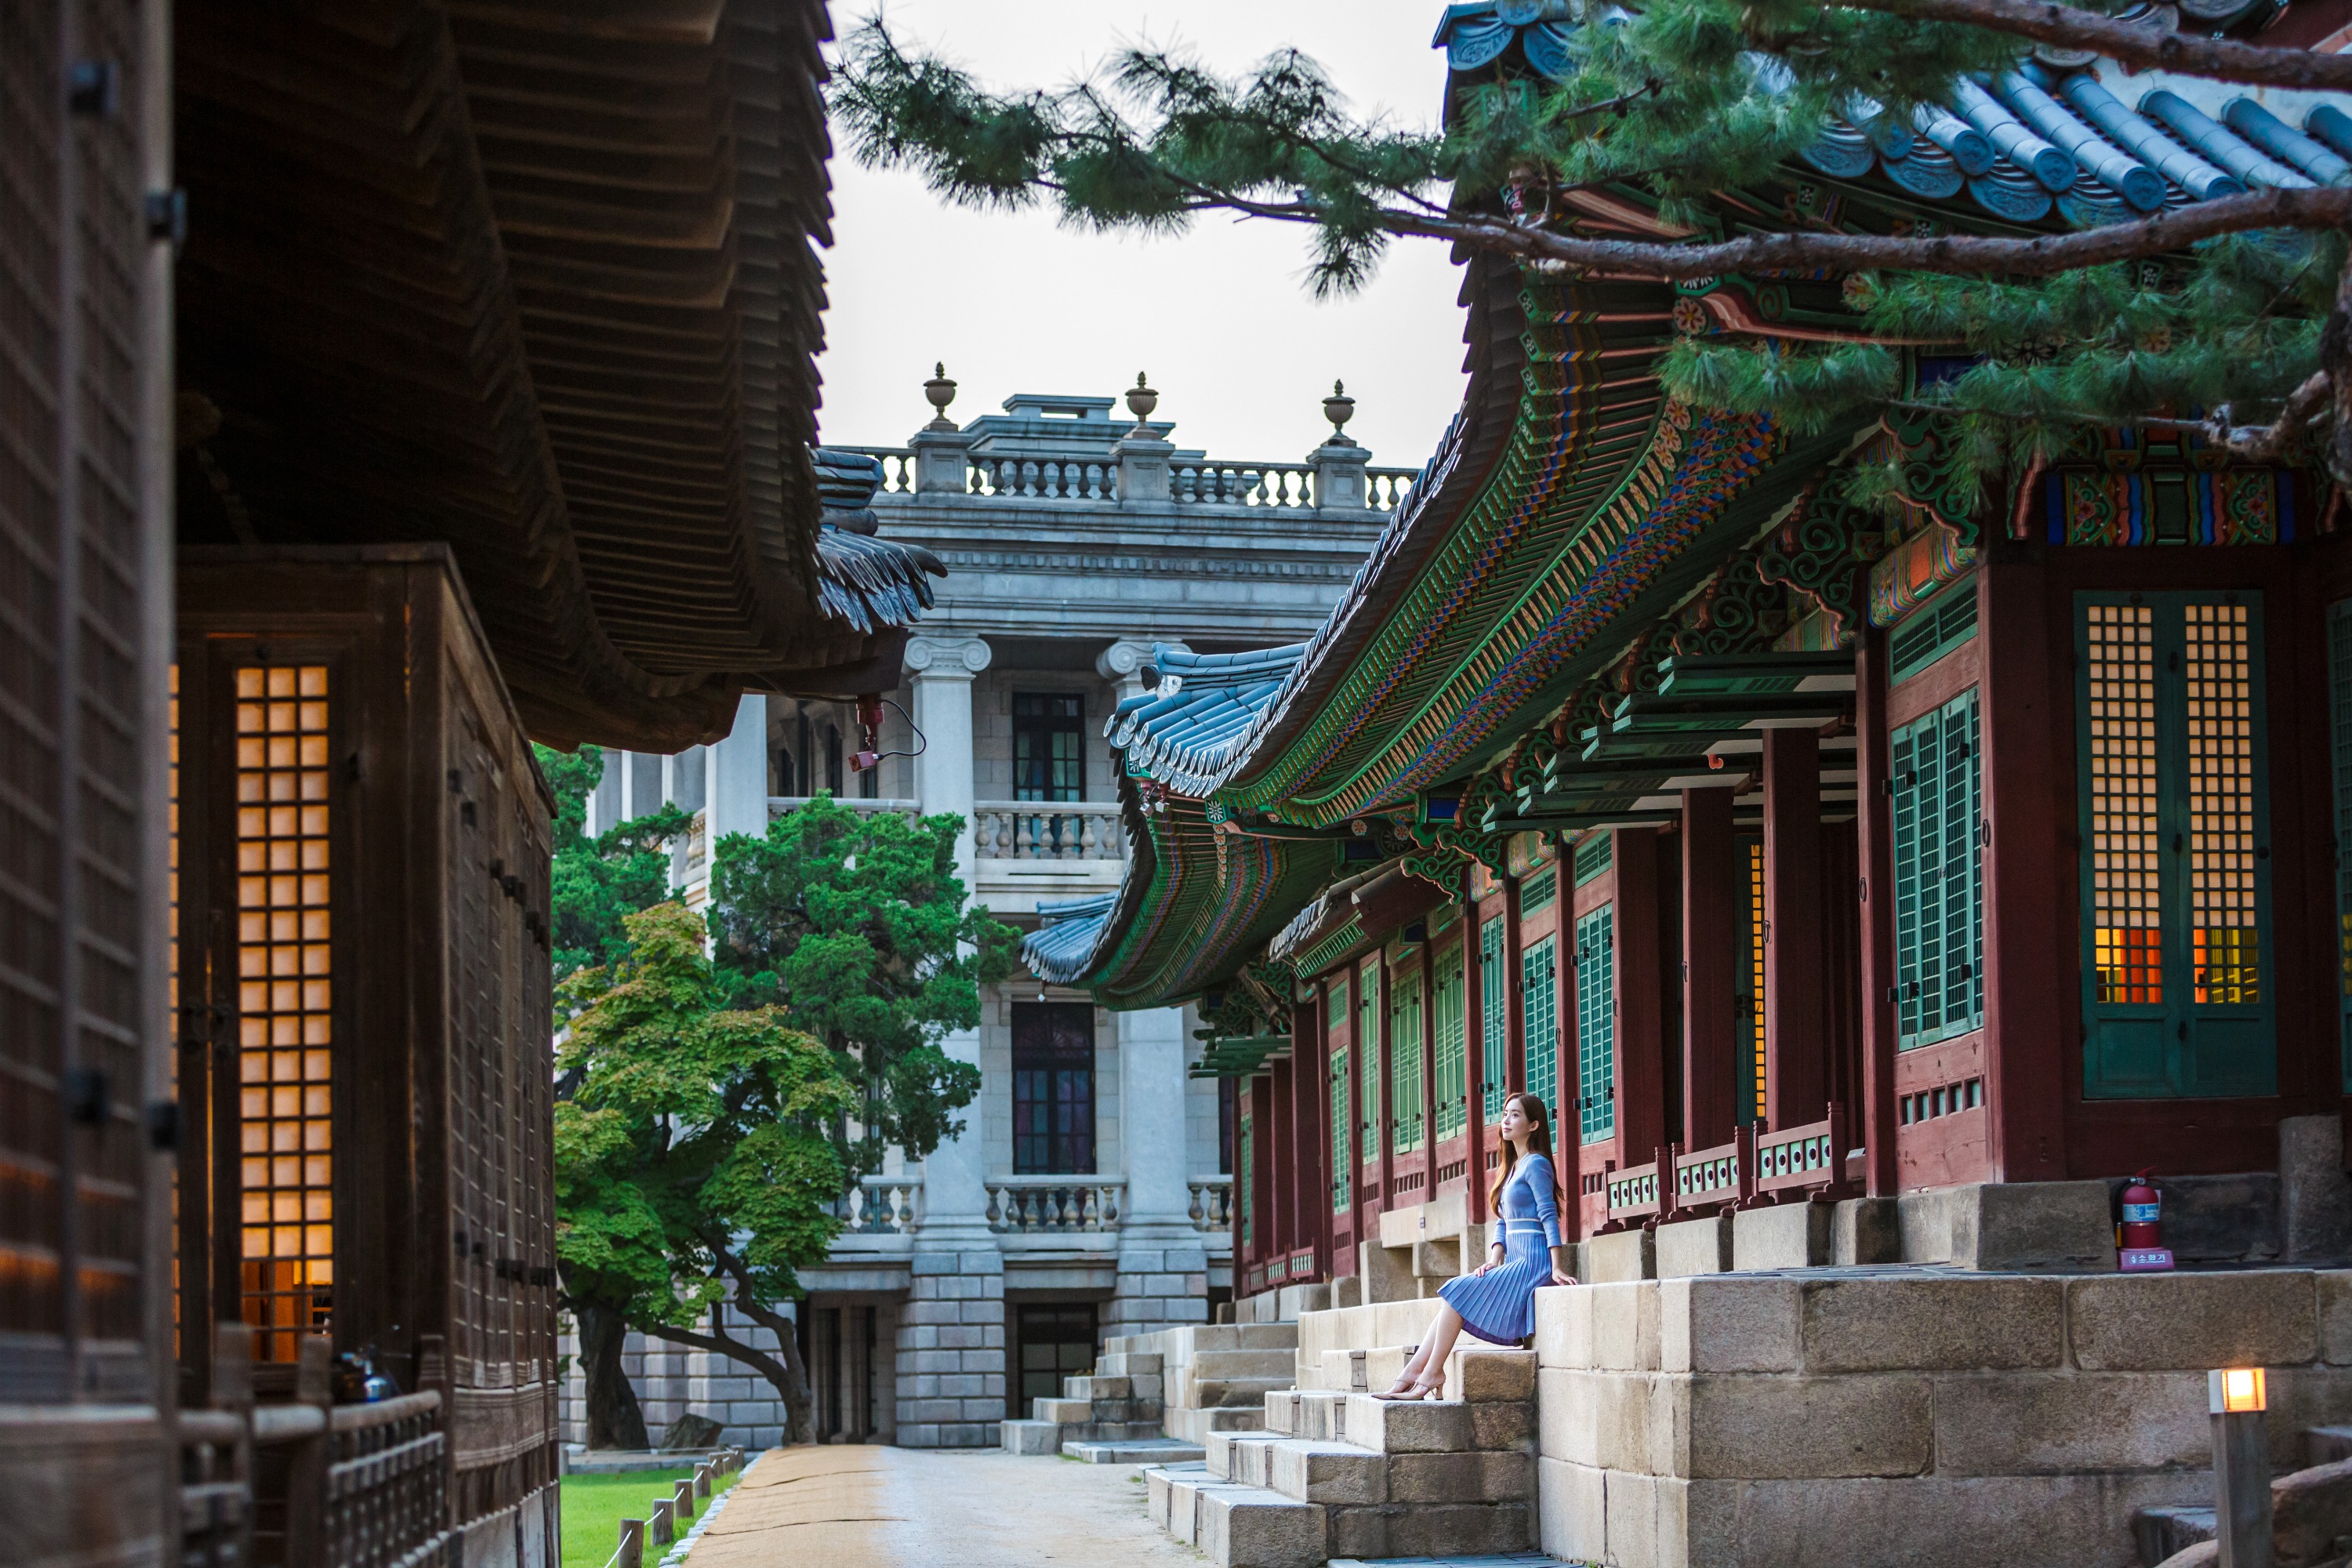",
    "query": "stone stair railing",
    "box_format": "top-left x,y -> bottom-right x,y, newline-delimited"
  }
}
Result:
973,802 -> 1124,862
